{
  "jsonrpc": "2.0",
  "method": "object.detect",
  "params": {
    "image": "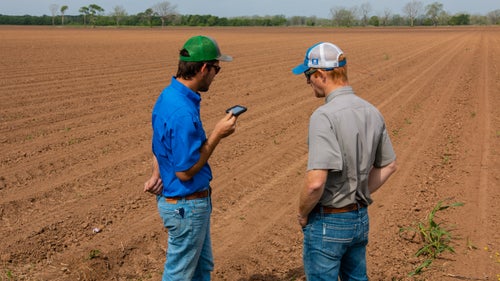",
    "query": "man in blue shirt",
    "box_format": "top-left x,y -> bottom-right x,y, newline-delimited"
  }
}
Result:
144,35 -> 238,281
